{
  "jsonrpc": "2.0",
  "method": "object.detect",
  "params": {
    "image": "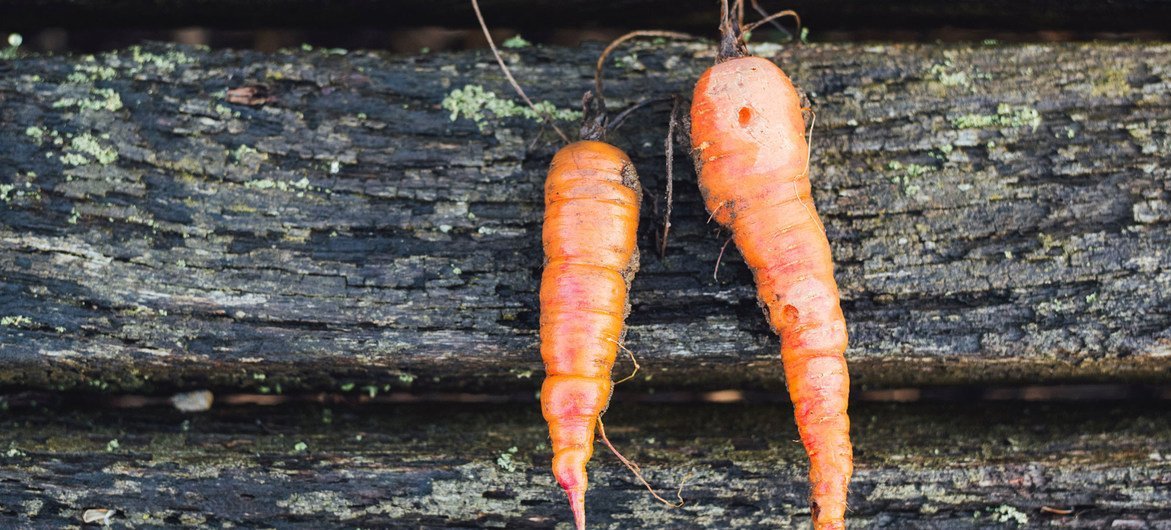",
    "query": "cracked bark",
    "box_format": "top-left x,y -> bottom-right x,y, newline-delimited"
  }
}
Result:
1,42 -> 1169,393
